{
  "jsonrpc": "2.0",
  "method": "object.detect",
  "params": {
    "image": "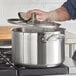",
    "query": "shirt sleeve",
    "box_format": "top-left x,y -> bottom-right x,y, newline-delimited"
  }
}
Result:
62,0 -> 76,19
